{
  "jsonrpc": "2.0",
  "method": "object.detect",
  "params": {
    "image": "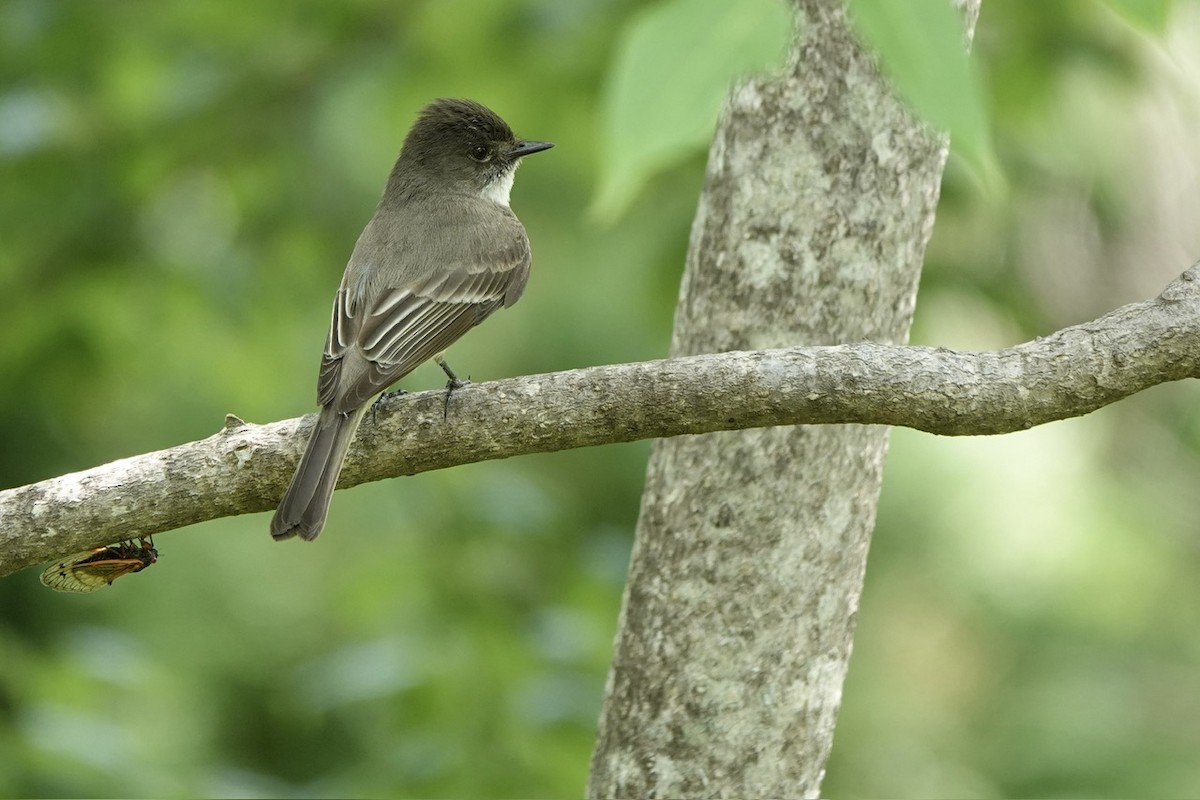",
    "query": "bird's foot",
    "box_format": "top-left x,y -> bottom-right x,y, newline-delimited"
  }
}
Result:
371,388 -> 408,425
434,355 -> 470,421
